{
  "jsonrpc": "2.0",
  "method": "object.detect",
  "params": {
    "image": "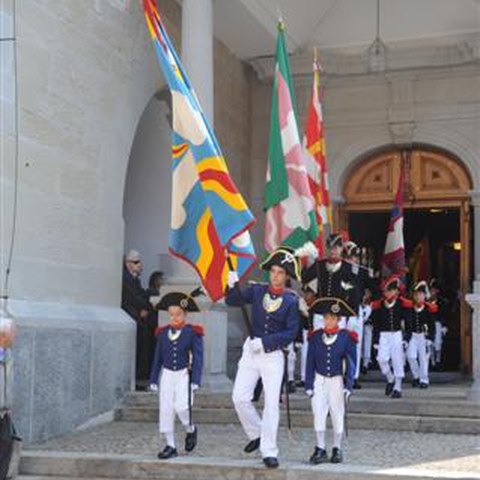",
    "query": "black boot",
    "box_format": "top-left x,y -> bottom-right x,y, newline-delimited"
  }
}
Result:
330,447 -> 343,463
287,380 -> 296,394
296,380 -> 305,388
309,447 -> 329,465
263,457 -> 279,468
412,378 -> 420,388
185,426 -> 197,452
391,389 -> 402,399
419,382 -> 429,389
244,438 -> 260,453
385,382 -> 394,396
157,445 -> 178,460
353,380 -> 362,390
360,365 -> 368,375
